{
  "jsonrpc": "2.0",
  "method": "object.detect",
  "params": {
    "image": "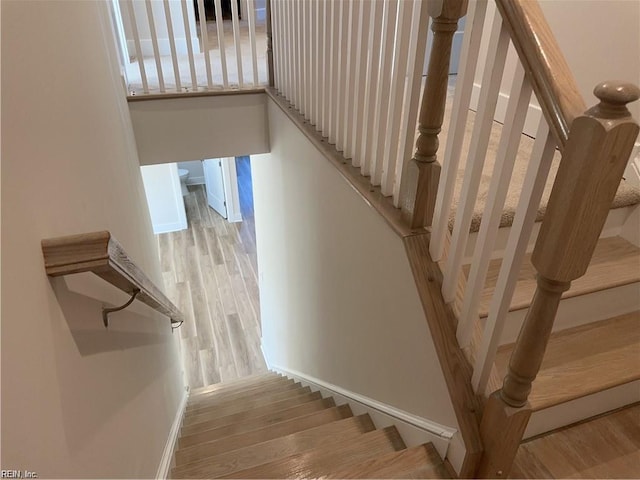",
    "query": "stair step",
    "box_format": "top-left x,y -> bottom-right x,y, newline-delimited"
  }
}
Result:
179,397 -> 337,448
172,414 -> 375,479
175,404 -> 353,466
181,391 -> 323,436
477,236 -> 640,318
189,372 -> 281,397
495,311 -> 640,411
186,381 -> 302,415
183,386 -> 314,426
219,426 -> 406,479
513,403 -> 640,478
325,443 -> 450,479
188,375 -> 292,407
